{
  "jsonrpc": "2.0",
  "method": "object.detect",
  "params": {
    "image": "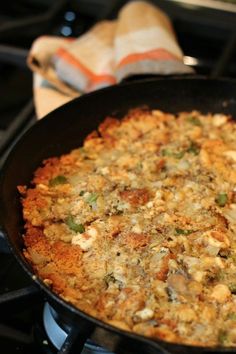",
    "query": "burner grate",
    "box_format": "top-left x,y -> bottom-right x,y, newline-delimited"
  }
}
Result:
0,99 -> 35,167
43,303 -> 112,354
0,285 -> 40,314
211,32 -> 236,77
